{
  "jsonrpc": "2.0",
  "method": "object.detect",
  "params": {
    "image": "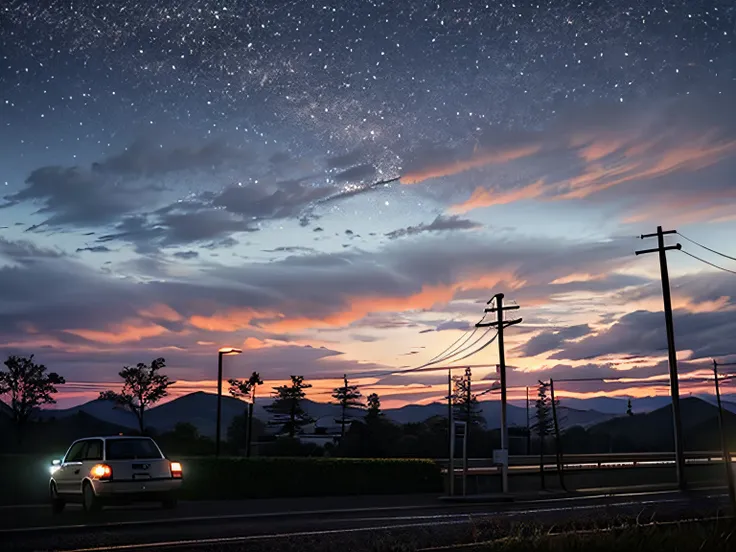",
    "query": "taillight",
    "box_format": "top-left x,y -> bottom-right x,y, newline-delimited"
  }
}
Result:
90,464 -> 113,480
170,461 -> 182,479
